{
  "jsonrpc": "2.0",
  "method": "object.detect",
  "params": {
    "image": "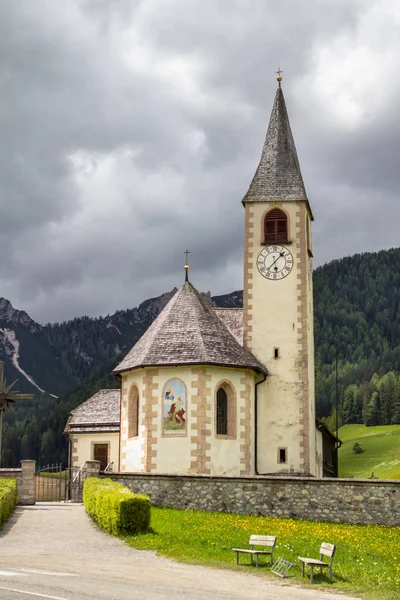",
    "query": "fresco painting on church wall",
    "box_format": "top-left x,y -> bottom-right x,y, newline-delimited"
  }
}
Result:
163,379 -> 186,435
